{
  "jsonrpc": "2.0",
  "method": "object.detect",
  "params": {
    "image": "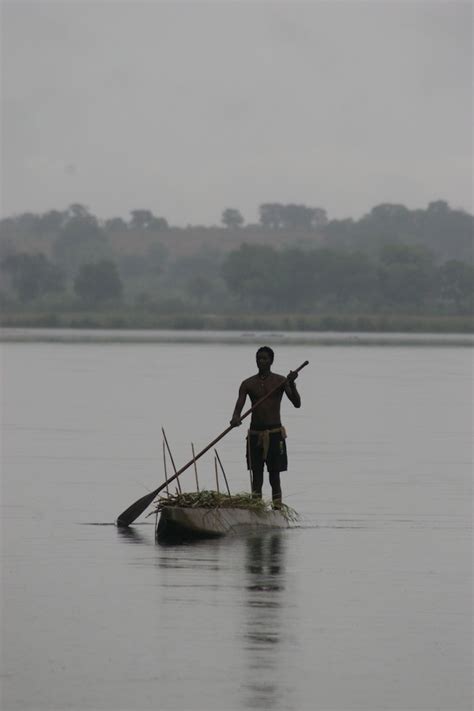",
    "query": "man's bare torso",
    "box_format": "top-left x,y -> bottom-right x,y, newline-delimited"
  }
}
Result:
242,372 -> 286,428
